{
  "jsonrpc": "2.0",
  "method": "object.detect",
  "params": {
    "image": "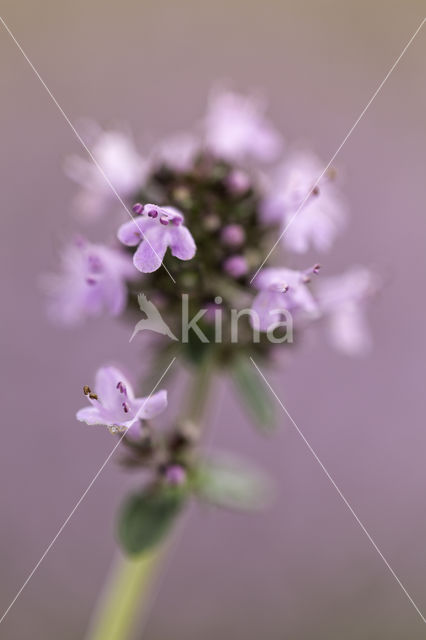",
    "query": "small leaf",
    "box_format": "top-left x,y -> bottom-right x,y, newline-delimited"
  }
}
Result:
232,356 -> 275,430
118,488 -> 185,555
195,454 -> 271,511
